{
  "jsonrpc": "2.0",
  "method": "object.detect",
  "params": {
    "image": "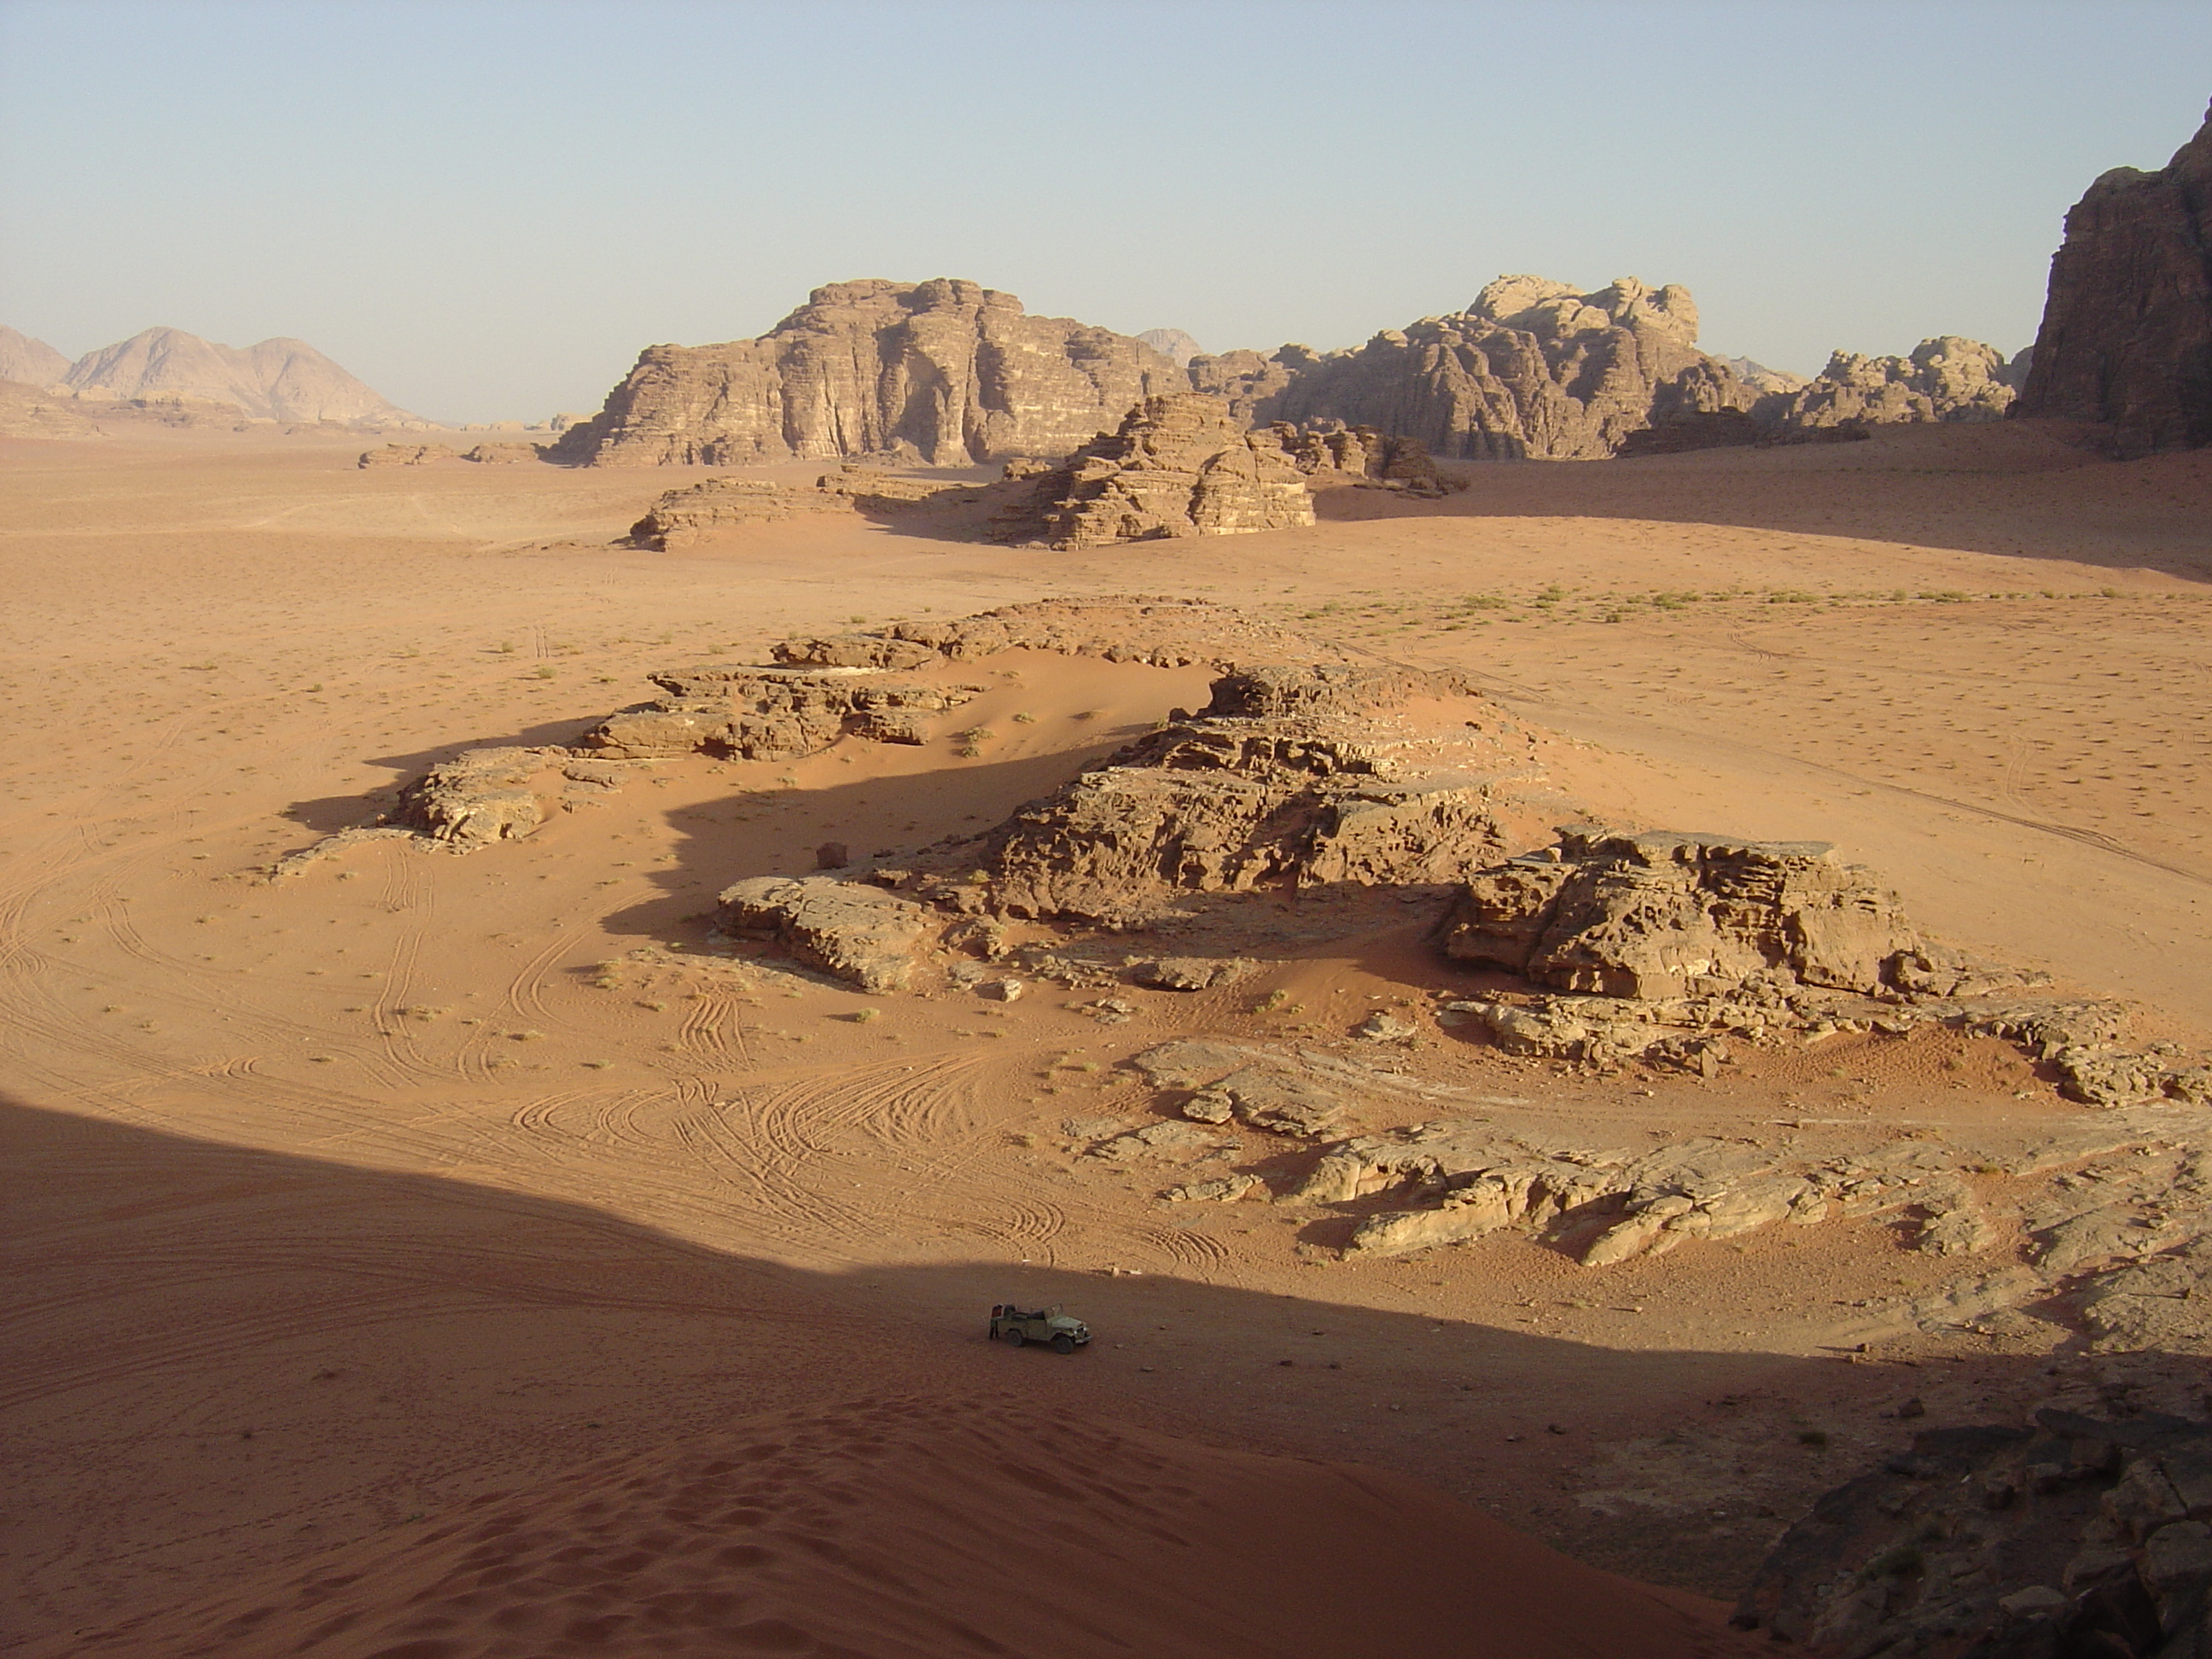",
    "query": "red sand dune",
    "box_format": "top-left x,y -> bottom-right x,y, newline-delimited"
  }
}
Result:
46,1394 -> 1754,1659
